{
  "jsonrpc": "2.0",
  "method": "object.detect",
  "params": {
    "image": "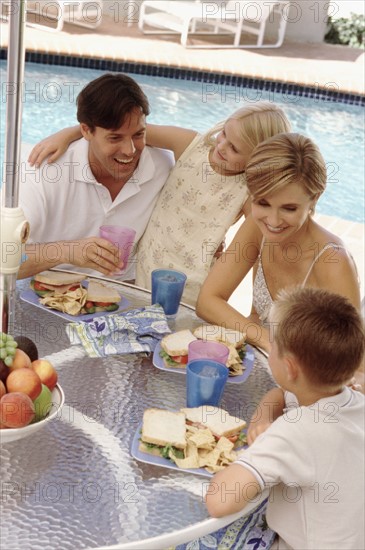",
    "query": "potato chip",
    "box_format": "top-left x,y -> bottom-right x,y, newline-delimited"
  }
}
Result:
40,287 -> 87,315
187,428 -> 216,449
